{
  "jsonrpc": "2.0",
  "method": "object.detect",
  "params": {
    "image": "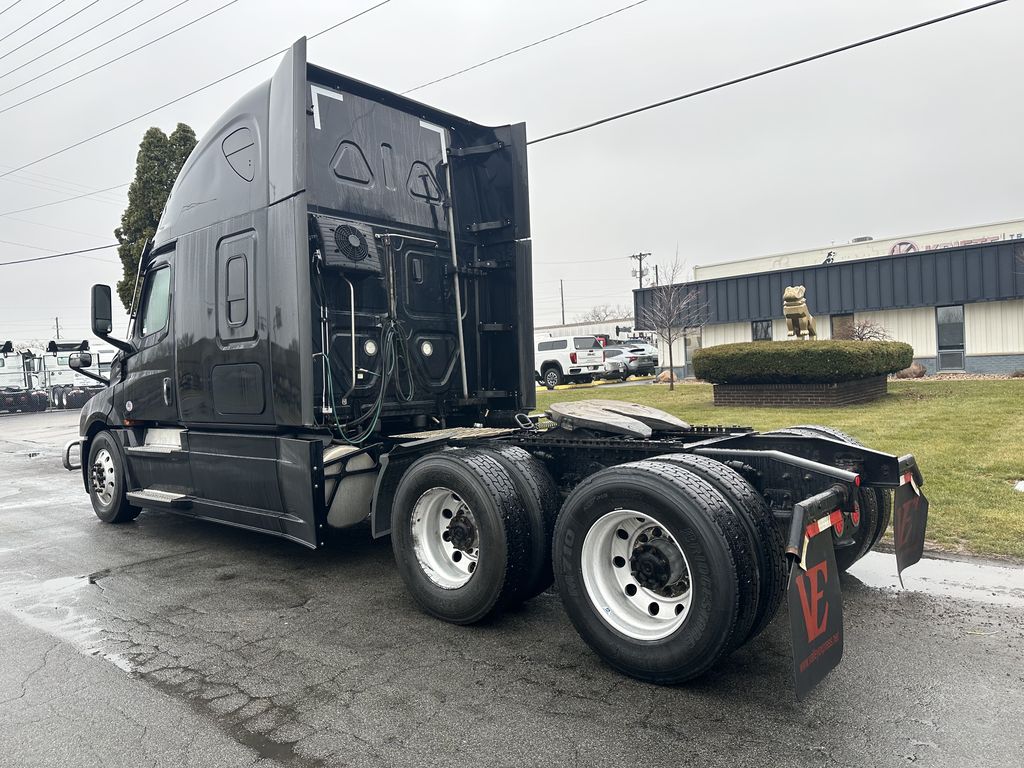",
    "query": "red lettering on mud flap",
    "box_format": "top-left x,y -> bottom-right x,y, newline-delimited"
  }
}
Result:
788,529 -> 844,700
893,482 -> 929,586
795,561 -> 829,643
